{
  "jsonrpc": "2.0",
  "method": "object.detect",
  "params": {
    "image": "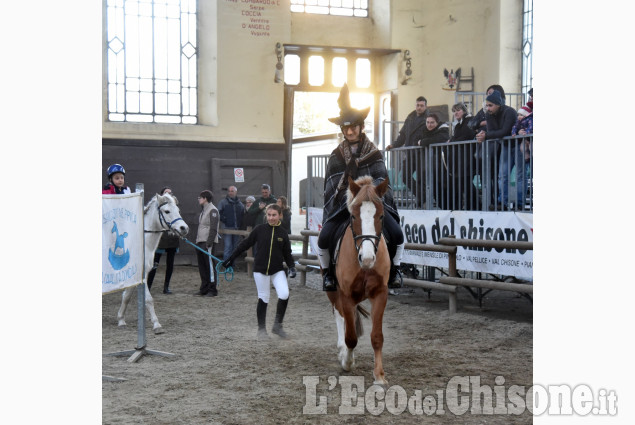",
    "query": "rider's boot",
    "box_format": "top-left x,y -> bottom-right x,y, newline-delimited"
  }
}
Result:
317,247 -> 336,291
271,298 -> 289,338
388,265 -> 403,288
388,243 -> 405,288
322,268 -> 337,291
256,298 -> 269,339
